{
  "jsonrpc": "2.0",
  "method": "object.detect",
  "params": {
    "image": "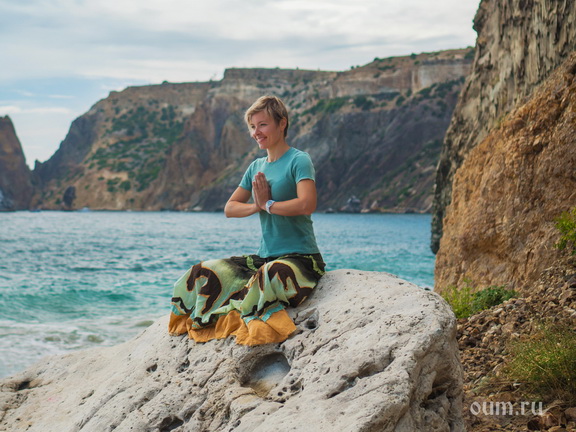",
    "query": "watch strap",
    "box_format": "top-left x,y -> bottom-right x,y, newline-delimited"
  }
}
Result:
265,200 -> 275,214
